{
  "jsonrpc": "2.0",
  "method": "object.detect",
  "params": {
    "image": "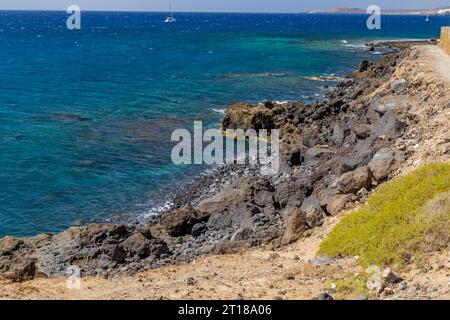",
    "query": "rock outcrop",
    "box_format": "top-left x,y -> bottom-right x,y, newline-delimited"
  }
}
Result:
3,42 -> 443,282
